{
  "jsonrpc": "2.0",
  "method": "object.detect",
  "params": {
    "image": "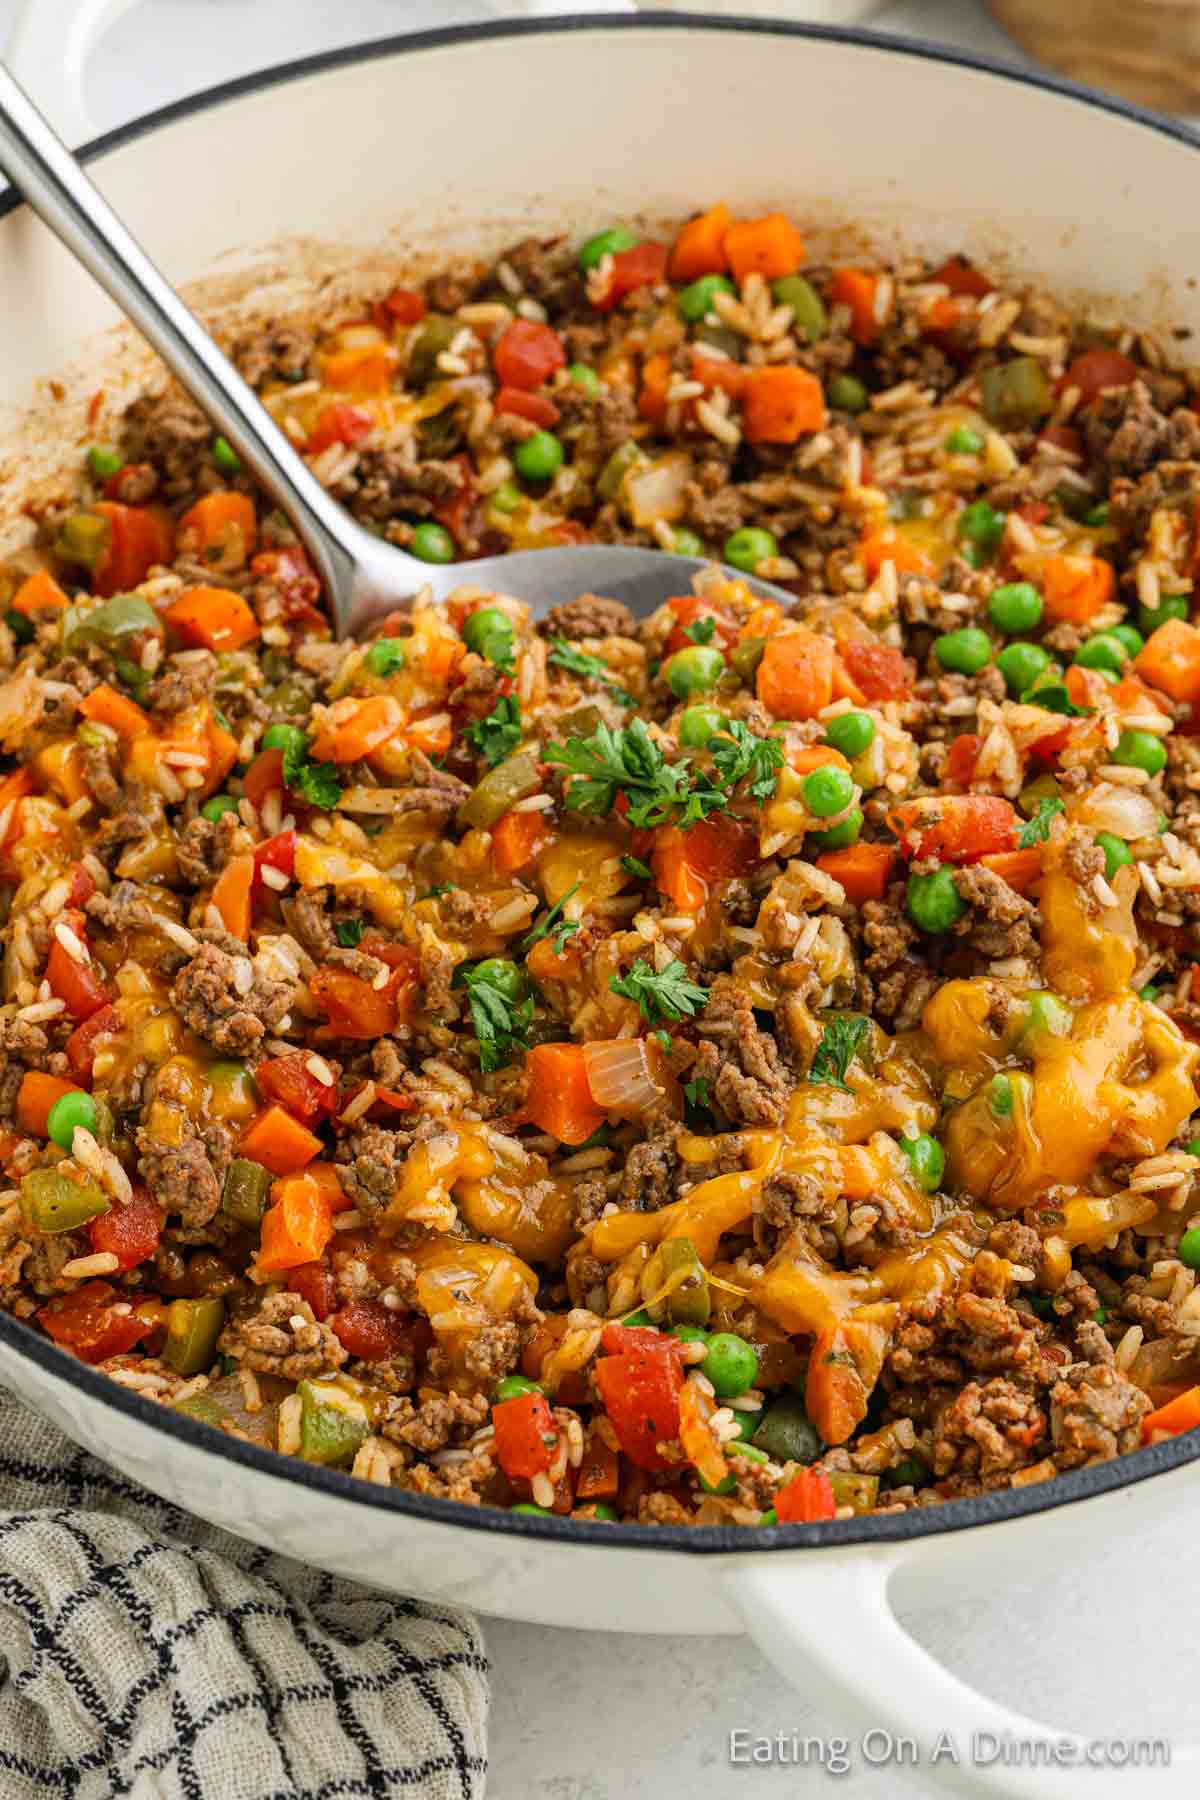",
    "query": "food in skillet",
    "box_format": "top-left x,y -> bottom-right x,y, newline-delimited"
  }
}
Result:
3,206 -> 1200,1526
